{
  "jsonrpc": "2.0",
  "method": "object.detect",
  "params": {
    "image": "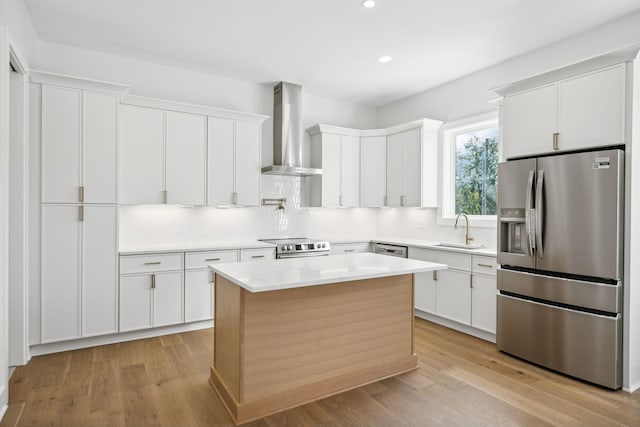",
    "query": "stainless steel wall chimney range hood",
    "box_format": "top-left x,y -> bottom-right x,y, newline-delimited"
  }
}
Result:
261,82 -> 322,176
